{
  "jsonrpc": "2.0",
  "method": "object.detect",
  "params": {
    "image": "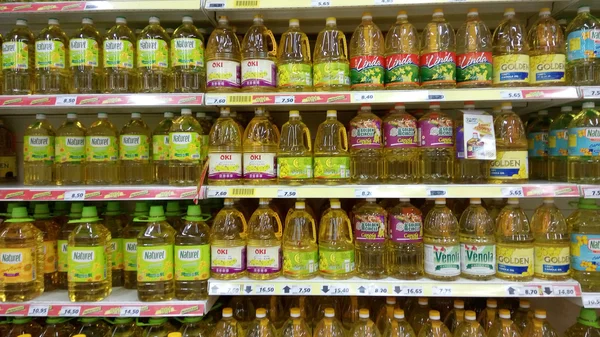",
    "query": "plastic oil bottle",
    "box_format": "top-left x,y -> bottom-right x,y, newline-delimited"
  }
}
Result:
23,113 -> 55,185
85,112 -> 119,185
549,106 -> 575,181
443,300 -> 465,333
110,317 -> 142,337
488,310 -> 520,337
206,16 -> 241,92
490,102 -> 528,183
243,107 -> 279,184
418,311 -> 452,337
531,198 -> 570,280
169,108 -> 204,186
354,198 -> 387,279
166,201 -> 183,232
454,311 -> 485,337
376,297 -> 399,334
420,9 -> 456,89
408,298 -> 430,334
313,17 -> 350,91
39,317 -> 76,337
140,317 -> 175,337
283,201 -> 318,279
7,317 -> 43,337
566,7 -> 600,85
104,201 -> 124,288
512,300 -> 532,334
458,198 -> 495,280
496,198 -> 534,281
0,120 -> 16,183
179,317 -> 205,337
523,310 -> 558,337
171,16 -> 205,93
314,110 -> 350,184
418,102 -> 454,183
153,112 -> 174,184
120,112 -> 152,184
568,102 -> 600,184
55,113 -> 86,185
208,107 -> 244,185
384,103 -> 419,183
314,308 -> 345,337
528,8 -> 566,86
319,199 -> 354,279
277,19 -> 312,92
454,101 -> 488,183
3,19 -> 35,95
57,202 -> 83,289
350,104 -> 383,182
456,8 -> 492,88
35,18 -> 70,94
213,308 -> 245,337
277,110 -> 313,185
423,199 -> 460,280
527,110 -> 552,180
247,198 -> 283,280
247,308 -> 277,337
565,308 -> 600,337
122,202 -> 149,289
70,17 -> 103,93
384,11 -> 420,89
351,309 -> 380,337
32,203 -> 60,291
241,14 -> 277,91
75,317 -> 111,337
211,199 -> 247,280
138,16 -> 171,93
385,309 -> 416,337
349,12 -> 385,90
387,198 -> 423,279
104,17 -> 137,93
570,199 -> 600,291
281,307 -> 311,337
492,8 -> 530,87
67,206 -> 112,302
